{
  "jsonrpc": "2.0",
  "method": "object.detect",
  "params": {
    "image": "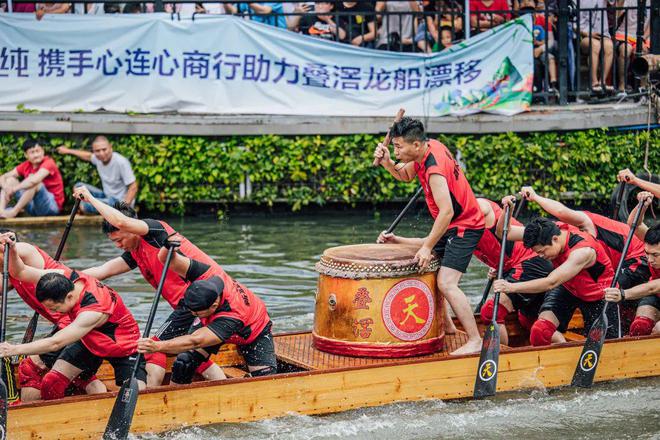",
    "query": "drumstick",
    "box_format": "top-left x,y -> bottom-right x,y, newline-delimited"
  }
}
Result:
372,108 -> 406,167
